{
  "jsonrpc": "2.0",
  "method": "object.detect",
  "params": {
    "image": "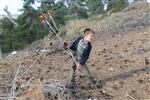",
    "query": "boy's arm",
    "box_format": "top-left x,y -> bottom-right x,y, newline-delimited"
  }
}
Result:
79,45 -> 92,65
69,37 -> 81,51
